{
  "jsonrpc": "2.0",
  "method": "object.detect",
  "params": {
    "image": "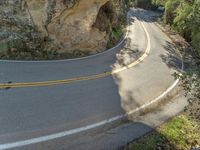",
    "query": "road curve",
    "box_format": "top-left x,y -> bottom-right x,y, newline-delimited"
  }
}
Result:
0,8 -> 183,150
